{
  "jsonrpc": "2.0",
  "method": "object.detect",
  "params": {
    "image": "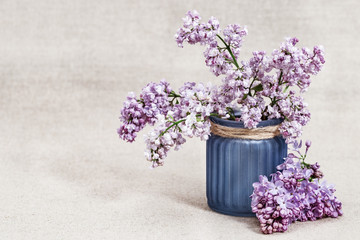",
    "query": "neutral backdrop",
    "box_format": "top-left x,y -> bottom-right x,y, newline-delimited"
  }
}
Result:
1,0 -> 359,239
